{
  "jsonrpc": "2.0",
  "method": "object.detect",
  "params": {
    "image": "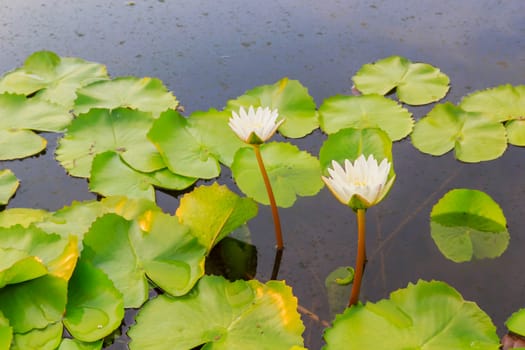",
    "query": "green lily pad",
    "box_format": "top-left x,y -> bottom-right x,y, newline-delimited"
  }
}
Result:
430,189 -> 509,262
128,275 -> 305,350
0,50 -> 108,108
319,94 -> 413,141
176,183 -> 258,252
506,309 -> 525,337
74,77 -> 178,117
0,208 -> 49,228
56,107 -> 165,177
411,102 -> 507,162
319,127 -> 393,174
0,275 -> 67,333
185,108 -> 247,167
82,213 -> 206,307
148,110 -> 221,179
460,84 -> 525,146
89,151 -> 196,201
0,93 -> 72,160
231,142 -> 323,208
11,322 -> 62,350
63,258 -> 124,342
58,338 -> 103,350
0,169 -> 19,205
0,250 -> 48,288
0,310 -> 12,349
323,280 -> 499,349
225,77 -> 318,138
352,56 -> 450,105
